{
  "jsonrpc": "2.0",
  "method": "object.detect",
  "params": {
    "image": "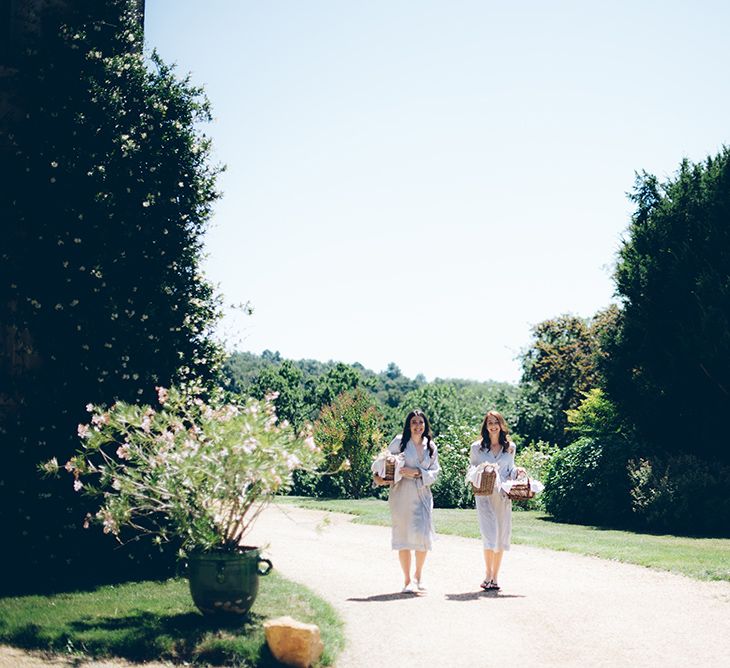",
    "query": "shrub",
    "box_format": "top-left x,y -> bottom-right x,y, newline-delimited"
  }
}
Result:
311,389 -> 384,499
628,455 -> 730,536
542,436 -> 637,525
431,423 -> 477,509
